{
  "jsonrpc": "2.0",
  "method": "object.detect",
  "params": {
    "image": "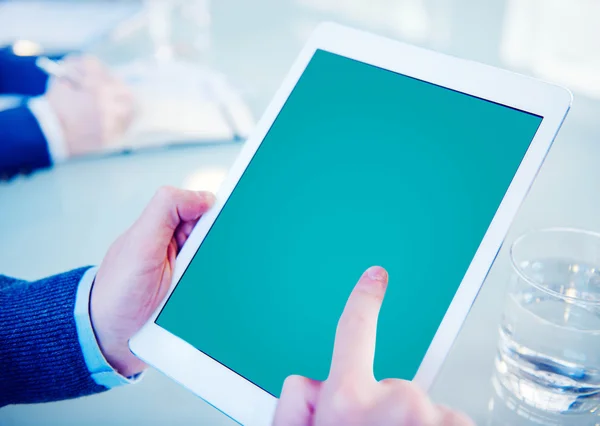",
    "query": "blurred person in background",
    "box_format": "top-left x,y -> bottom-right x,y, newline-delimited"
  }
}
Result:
0,47 -> 134,180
